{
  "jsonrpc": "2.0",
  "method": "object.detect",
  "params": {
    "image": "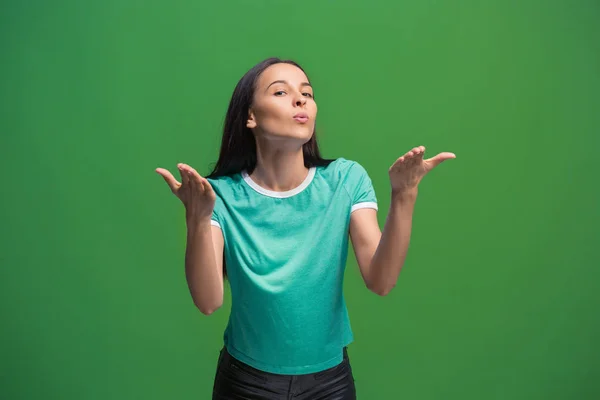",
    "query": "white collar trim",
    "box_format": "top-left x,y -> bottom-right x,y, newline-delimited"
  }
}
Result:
241,167 -> 316,198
